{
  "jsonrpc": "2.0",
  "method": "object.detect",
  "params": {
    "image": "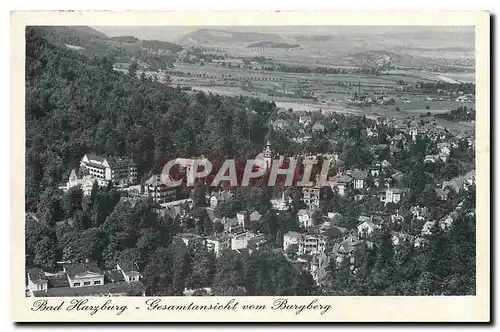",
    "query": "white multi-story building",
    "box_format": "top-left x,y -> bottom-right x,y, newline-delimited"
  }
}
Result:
80,153 -> 137,187
302,187 -> 320,208
283,231 -> 326,256
205,234 -> 232,257
297,209 -> 314,228
380,188 -> 408,204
